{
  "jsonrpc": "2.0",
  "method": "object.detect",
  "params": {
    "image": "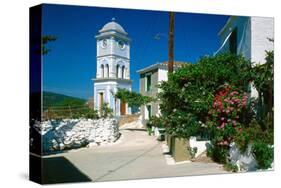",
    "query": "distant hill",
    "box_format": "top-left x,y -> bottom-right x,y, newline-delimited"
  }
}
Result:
43,91 -> 86,110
